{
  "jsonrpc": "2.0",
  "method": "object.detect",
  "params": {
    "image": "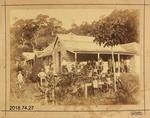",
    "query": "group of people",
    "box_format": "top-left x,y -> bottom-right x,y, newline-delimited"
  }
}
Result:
16,61 -> 54,89
61,59 -> 113,93
16,57 -> 130,97
62,59 -> 106,78
62,57 -> 130,77
61,58 -> 130,95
